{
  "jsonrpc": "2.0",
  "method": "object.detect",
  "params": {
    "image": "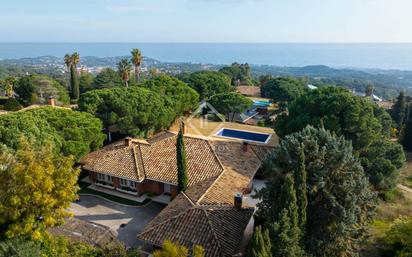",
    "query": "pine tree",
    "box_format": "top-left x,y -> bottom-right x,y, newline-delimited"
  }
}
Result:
176,126 -> 188,192
246,226 -> 272,257
258,127 -> 377,257
392,91 -> 407,129
293,146 -> 307,232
